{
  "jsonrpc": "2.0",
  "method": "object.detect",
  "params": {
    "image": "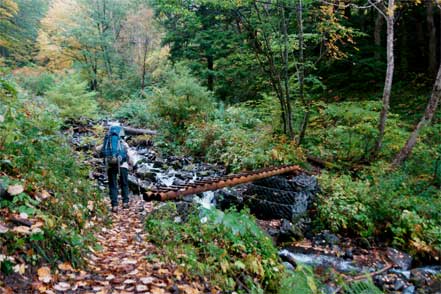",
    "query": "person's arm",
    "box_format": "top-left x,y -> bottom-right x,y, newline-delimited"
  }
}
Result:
122,141 -> 136,168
